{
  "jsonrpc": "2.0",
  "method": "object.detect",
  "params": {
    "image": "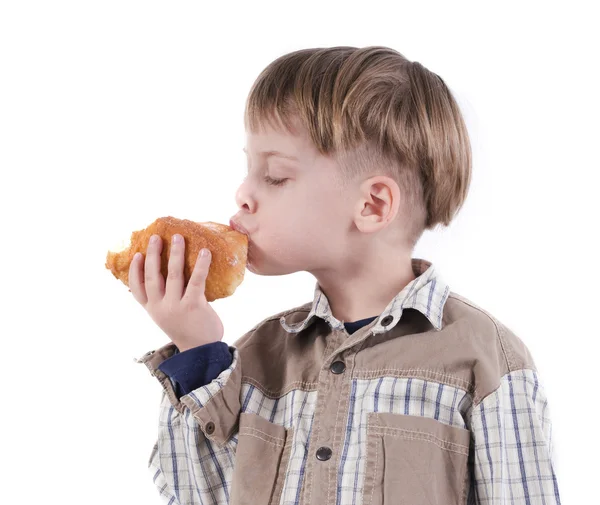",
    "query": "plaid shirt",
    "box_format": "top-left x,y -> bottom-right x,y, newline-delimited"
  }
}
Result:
137,258 -> 562,505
